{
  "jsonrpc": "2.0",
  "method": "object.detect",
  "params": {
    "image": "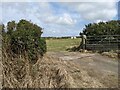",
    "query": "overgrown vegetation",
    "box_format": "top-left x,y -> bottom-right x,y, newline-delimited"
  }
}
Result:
2,19 -> 46,63
81,20 -> 120,36
68,20 -> 120,52
80,20 -> 120,51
